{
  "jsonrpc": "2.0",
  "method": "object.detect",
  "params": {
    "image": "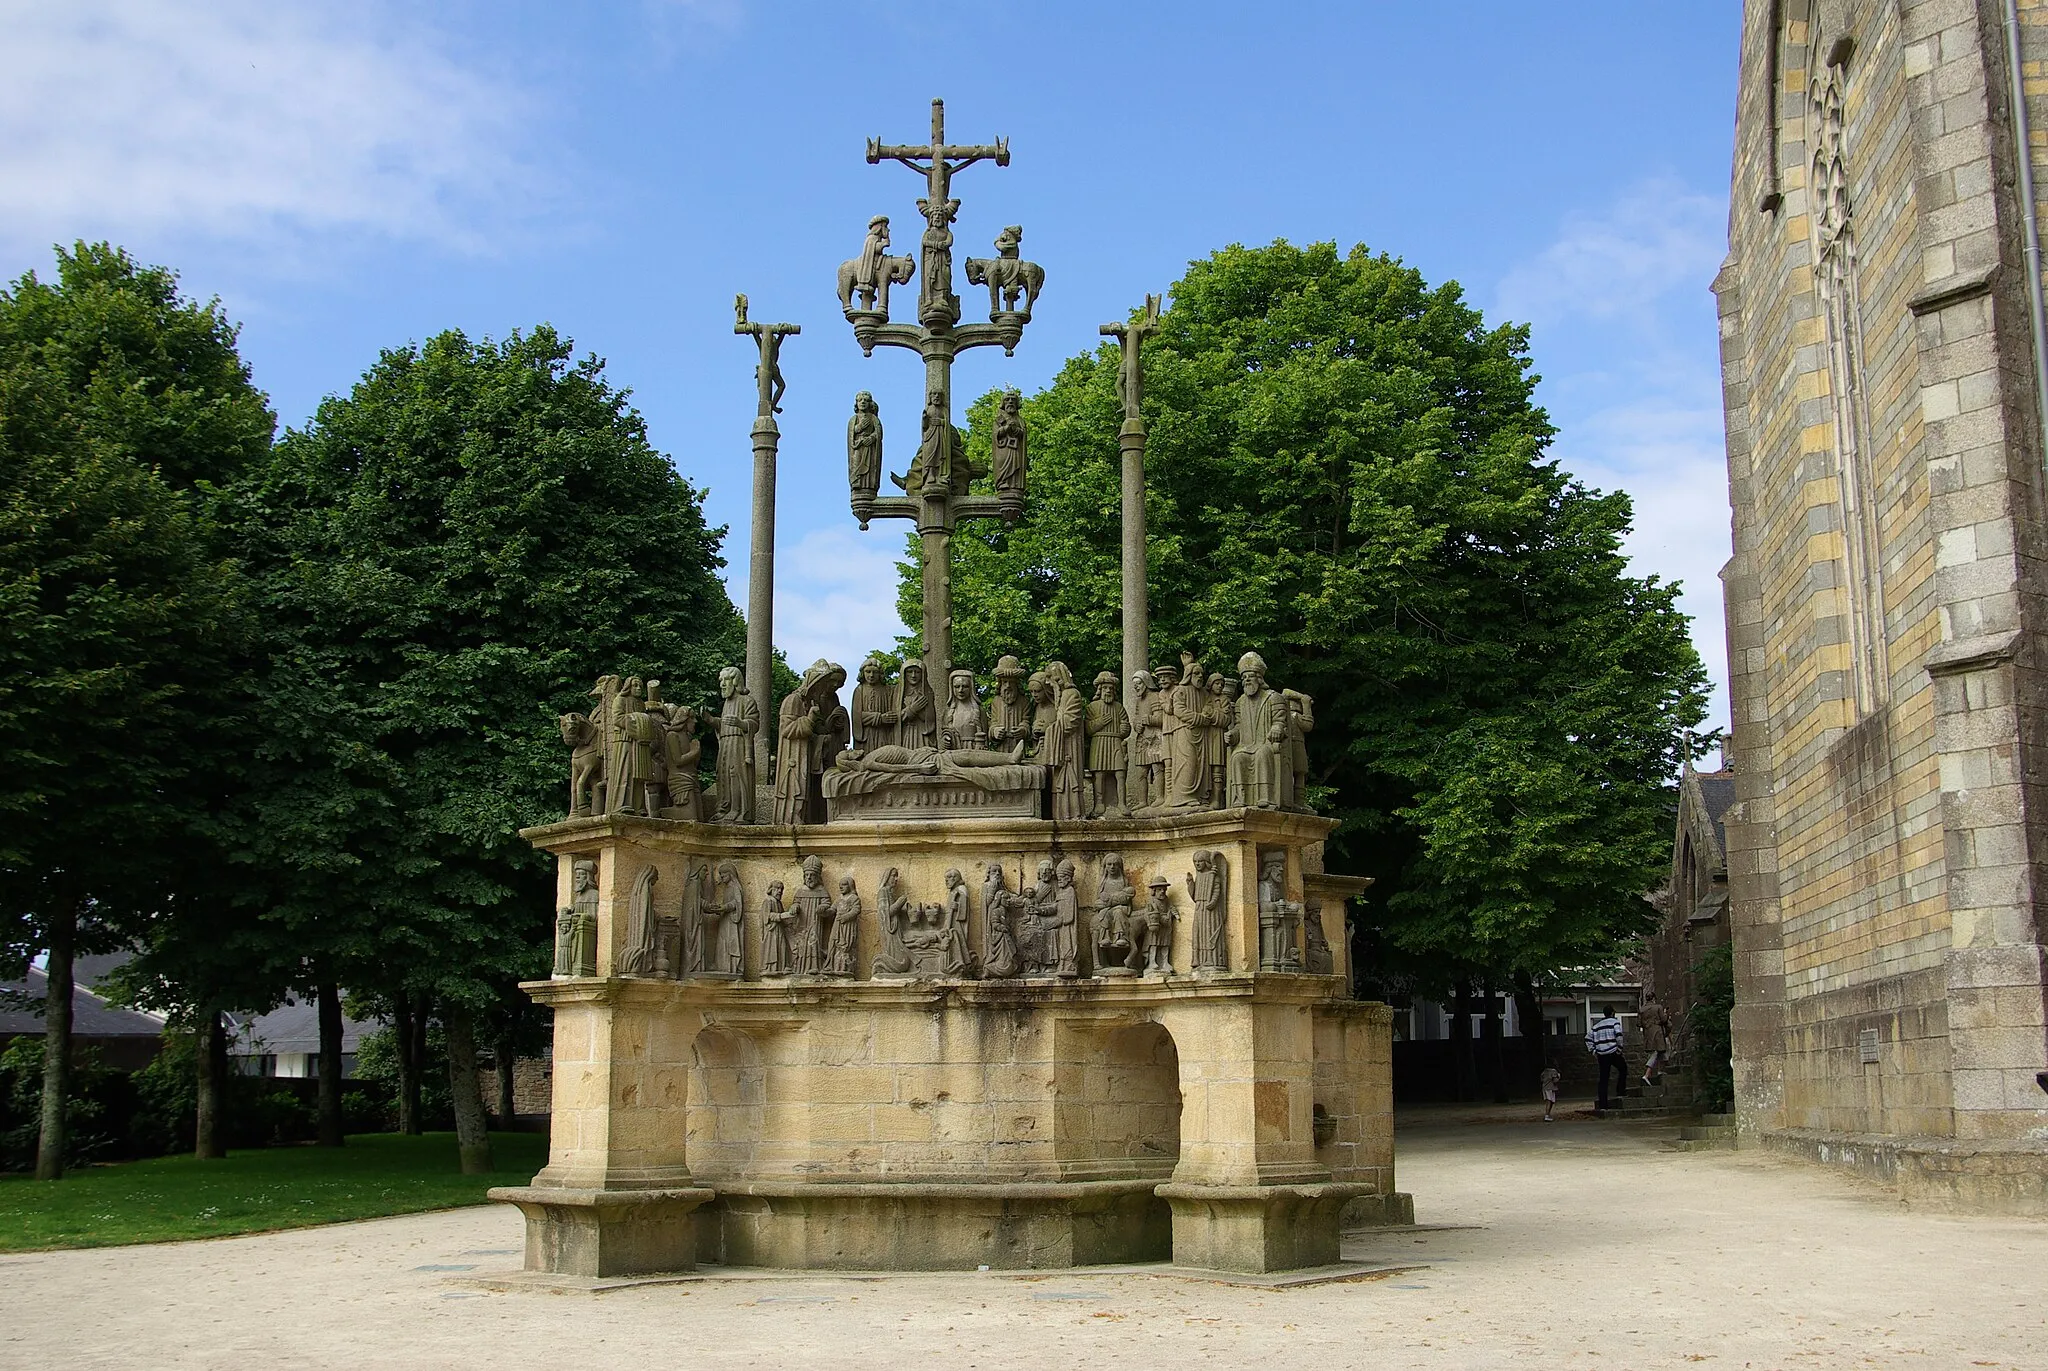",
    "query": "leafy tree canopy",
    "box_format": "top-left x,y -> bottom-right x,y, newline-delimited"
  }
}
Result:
236,325 -> 745,1007
918,240 -> 1708,990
